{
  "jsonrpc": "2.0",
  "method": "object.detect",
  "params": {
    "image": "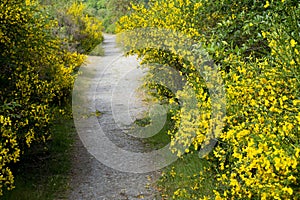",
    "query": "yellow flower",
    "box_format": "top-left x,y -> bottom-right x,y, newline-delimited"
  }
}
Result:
194,2 -> 203,10
290,59 -> 295,65
288,175 -> 296,182
264,1 -> 270,8
295,147 -> 300,158
25,0 -> 31,6
282,187 -> 293,195
290,39 -> 297,47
